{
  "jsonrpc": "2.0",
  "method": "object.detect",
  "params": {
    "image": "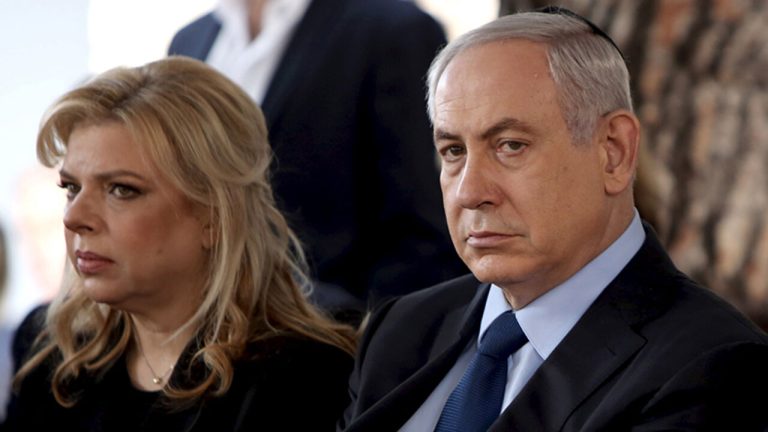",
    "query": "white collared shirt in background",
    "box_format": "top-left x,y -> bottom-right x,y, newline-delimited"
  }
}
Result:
206,0 -> 311,103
